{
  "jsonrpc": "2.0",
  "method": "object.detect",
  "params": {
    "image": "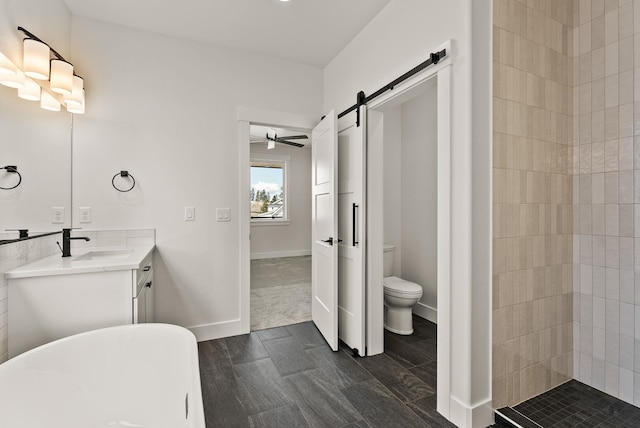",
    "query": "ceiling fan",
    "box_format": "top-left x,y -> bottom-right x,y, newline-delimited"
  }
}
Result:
250,132 -> 308,149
